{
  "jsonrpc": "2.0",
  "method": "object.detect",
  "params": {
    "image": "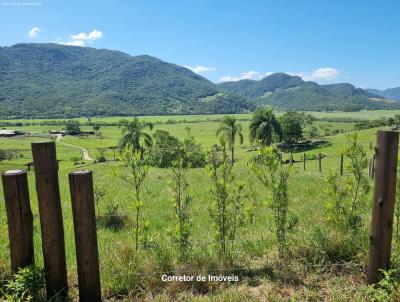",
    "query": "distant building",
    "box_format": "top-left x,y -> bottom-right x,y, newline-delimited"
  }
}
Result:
50,130 -> 67,136
0,130 -> 17,137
